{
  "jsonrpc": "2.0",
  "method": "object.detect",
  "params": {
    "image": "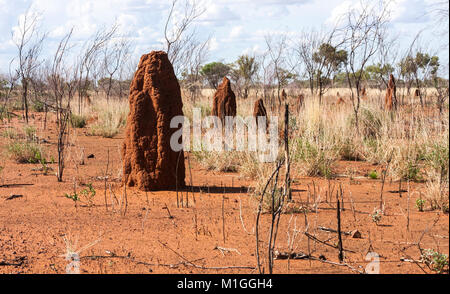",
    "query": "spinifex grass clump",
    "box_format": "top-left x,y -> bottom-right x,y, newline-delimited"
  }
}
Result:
88,108 -> 127,138
70,113 -> 87,128
293,138 -> 337,179
6,140 -> 46,164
